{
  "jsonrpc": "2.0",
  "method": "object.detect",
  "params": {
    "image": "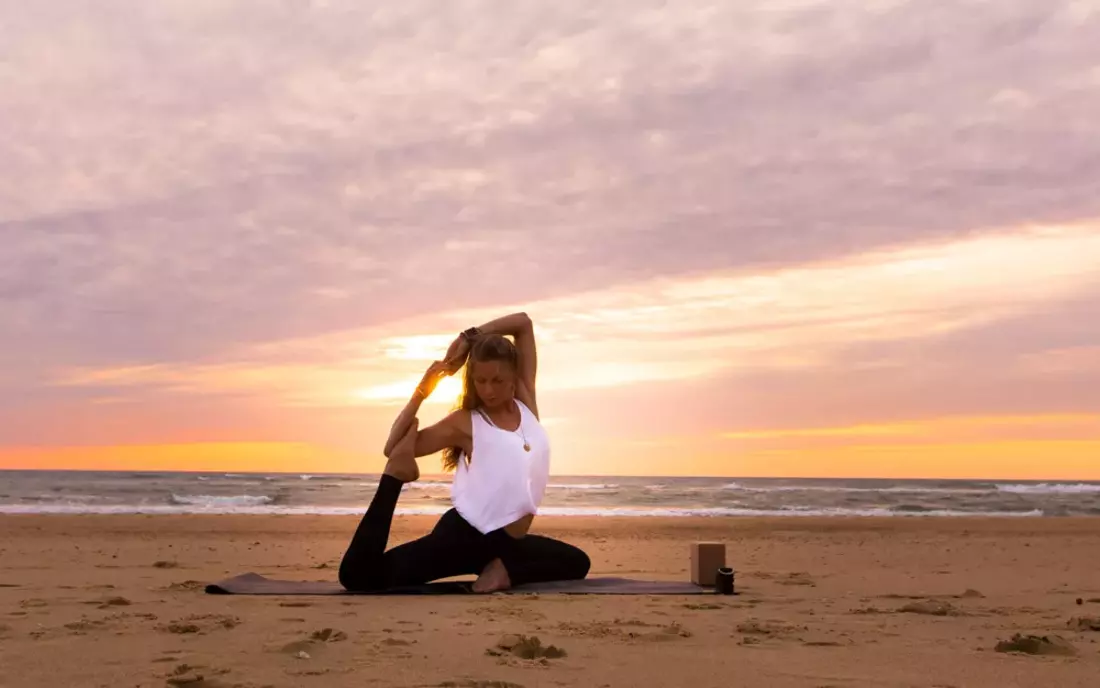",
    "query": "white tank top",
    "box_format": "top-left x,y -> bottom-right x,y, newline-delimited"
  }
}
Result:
451,399 -> 550,534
